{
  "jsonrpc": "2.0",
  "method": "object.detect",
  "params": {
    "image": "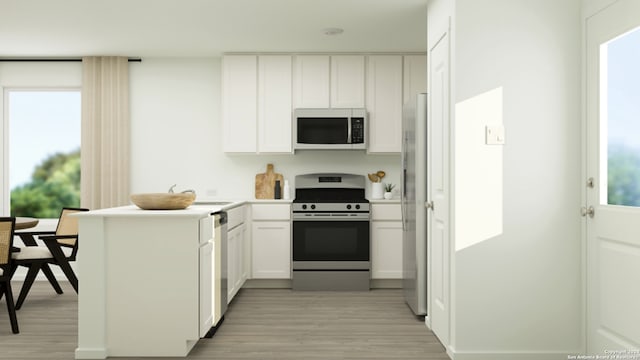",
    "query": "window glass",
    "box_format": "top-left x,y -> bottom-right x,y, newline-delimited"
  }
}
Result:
9,90 -> 81,218
603,27 -> 640,206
